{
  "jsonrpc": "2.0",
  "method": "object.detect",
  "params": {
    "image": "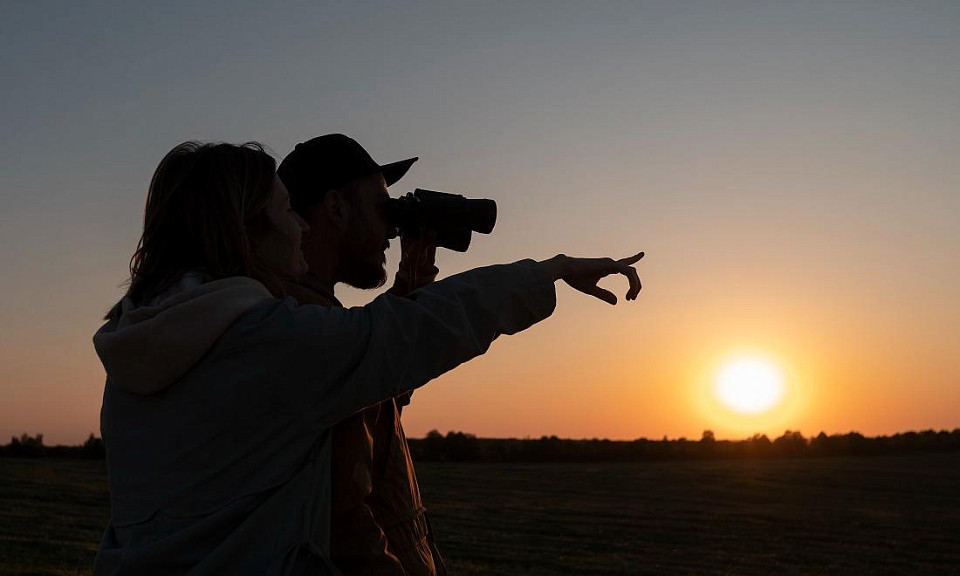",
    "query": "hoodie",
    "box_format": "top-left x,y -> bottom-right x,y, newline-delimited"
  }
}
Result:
92,260 -> 556,576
